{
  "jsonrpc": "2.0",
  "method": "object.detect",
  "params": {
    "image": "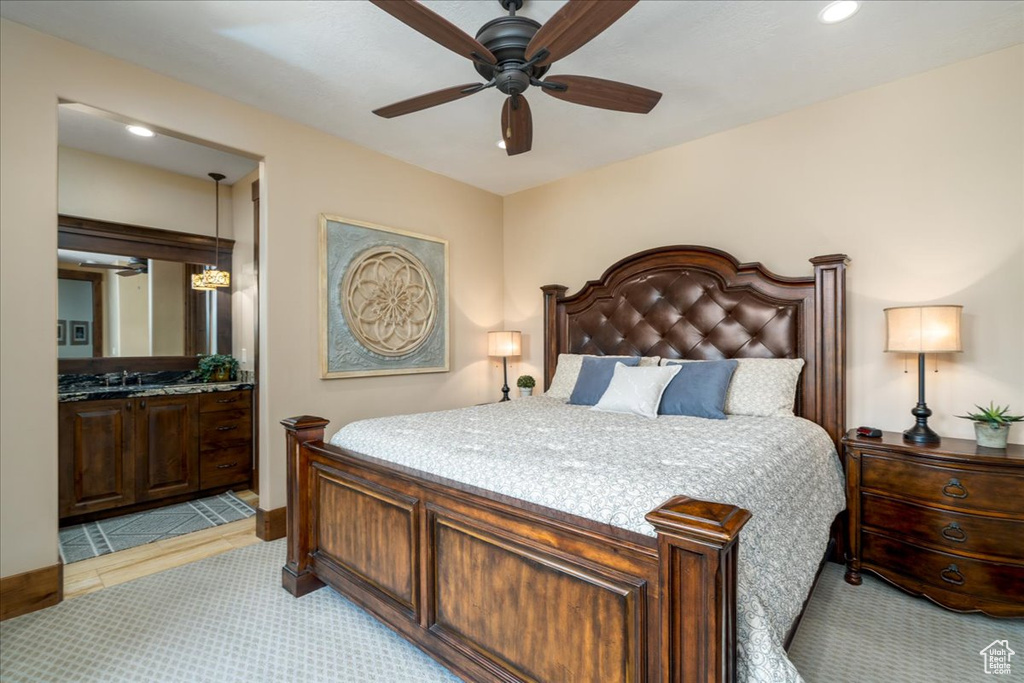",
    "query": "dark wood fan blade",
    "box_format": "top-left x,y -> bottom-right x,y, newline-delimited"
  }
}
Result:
373,83 -> 483,118
542,75 -> 661,113
501,96 -> 533,156
370,0 -> 495,64
525,0 -> 637,67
